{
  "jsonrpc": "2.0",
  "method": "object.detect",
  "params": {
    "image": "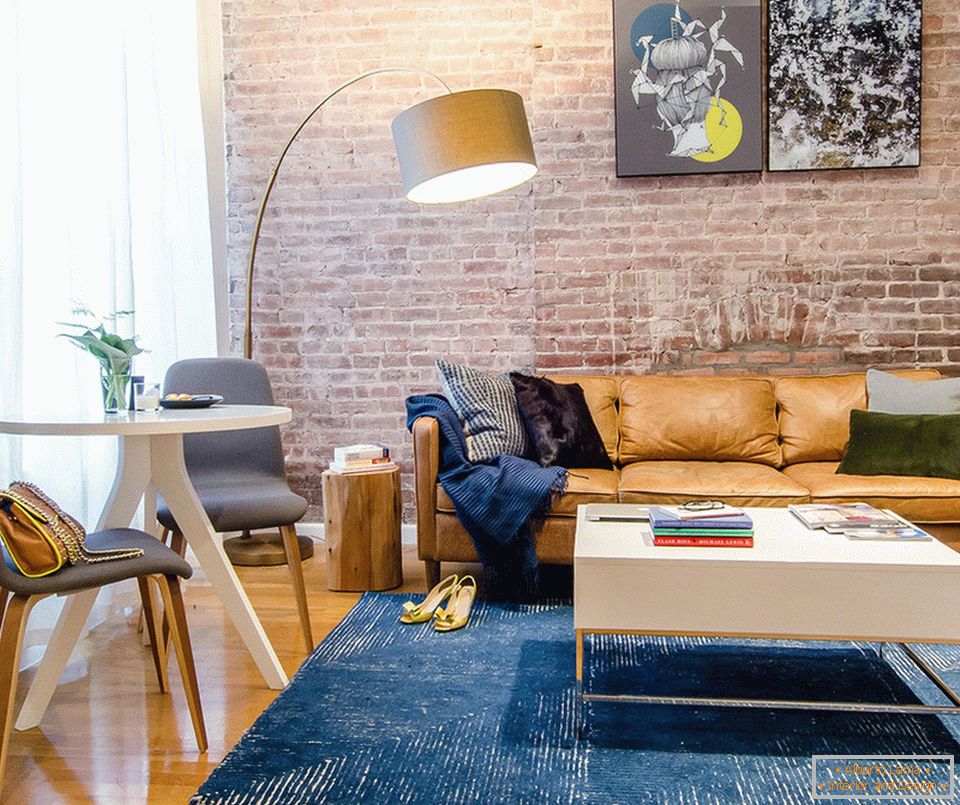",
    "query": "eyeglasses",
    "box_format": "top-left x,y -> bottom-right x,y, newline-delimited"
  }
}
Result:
679,500 -> 723,511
